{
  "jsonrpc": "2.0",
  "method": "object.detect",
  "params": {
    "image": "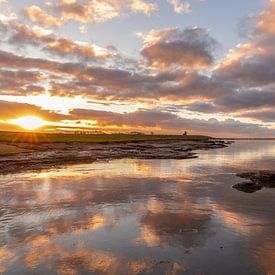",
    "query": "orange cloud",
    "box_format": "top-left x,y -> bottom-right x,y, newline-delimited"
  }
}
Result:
24,0 -> 157,27
45,38 -> 111,59
24,5 -> 62,27
168,0 -> 191,14
215,0 -> 275,88
9,23 -> 55,45
257,0 -> 275,34
0,99 -> 69,121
